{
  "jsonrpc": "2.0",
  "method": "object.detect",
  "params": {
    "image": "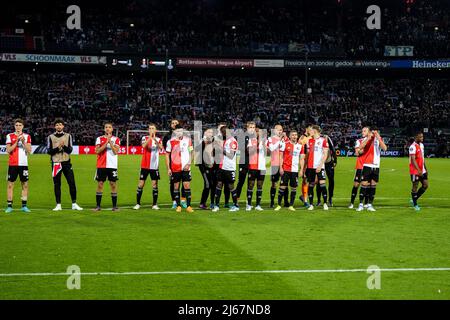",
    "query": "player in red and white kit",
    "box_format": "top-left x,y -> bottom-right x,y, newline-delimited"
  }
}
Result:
212,125 -> 240,212
356,127 -> 388,212
165,125 -> 194,213
305,125 -> 329,211
94,122 -> 120,211
275,130 -> 305,211
348,133 -> 366,209
409,132 -> 428,211
5,119 -> 32,213
267,124 -> 285,208
246,127 -> 267,211
134,123 -> 163,211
